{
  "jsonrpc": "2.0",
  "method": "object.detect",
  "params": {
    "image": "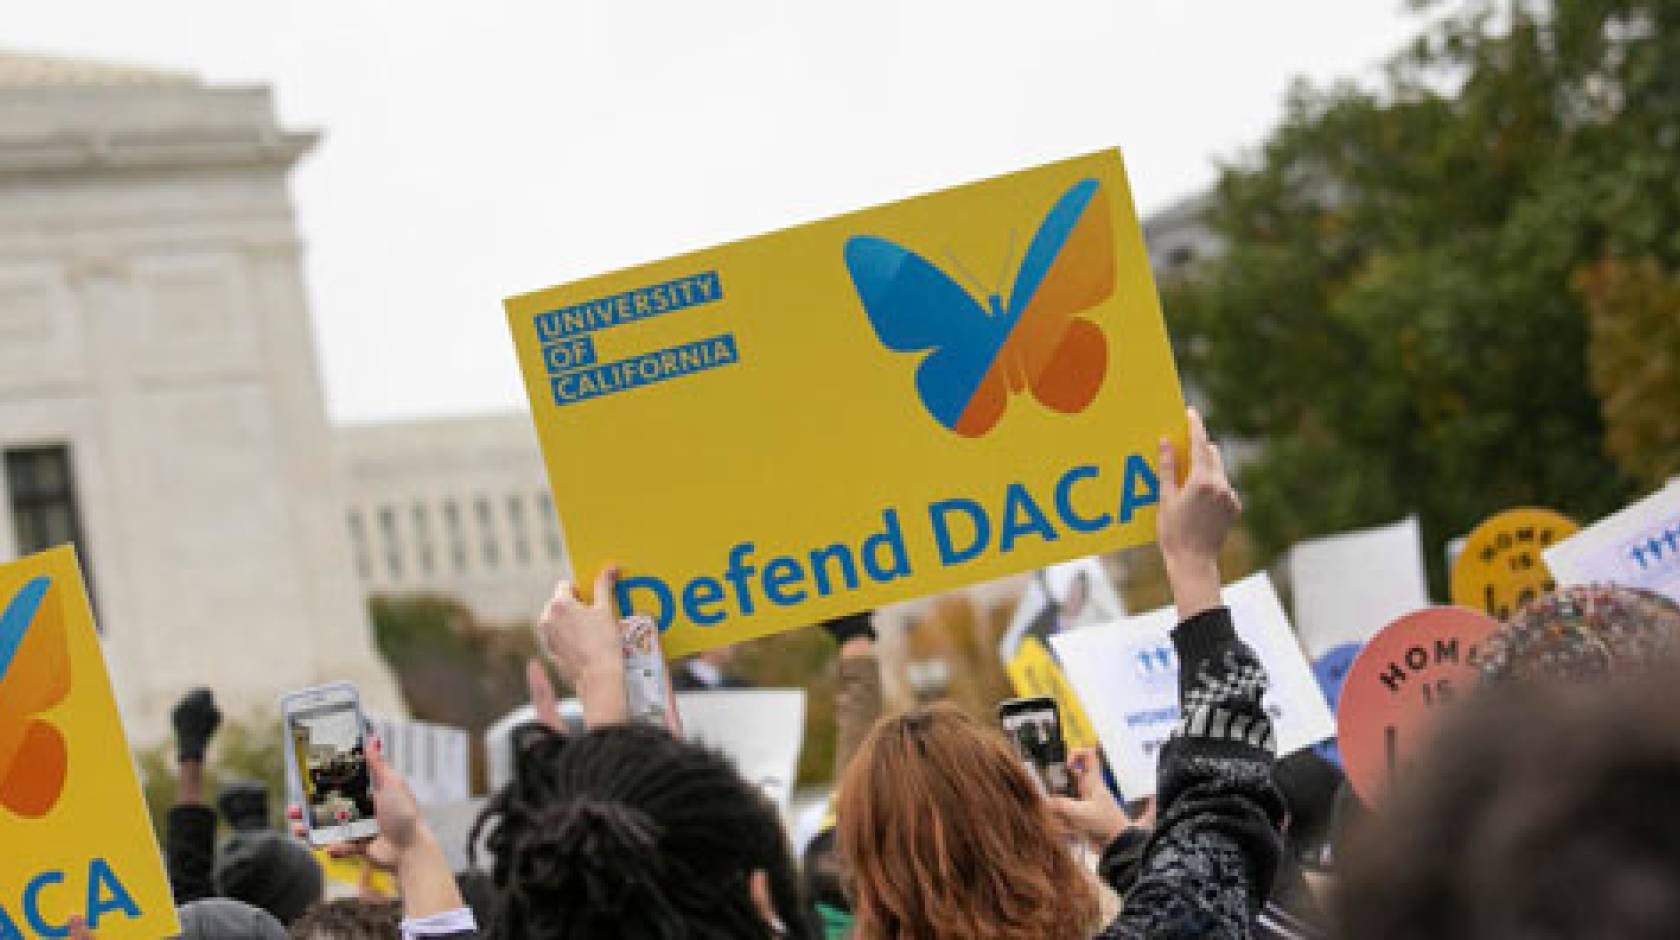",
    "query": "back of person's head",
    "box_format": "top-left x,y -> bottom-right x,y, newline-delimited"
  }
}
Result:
472,722 -> 812,940
1335,669 -> 1680,939
287,897 -> 400,940
215,830 -> 324,926
836,703 -> 1102,940
1479,584 -> 1680,683
218,780 -> 273,832
177,897 -> 290,940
